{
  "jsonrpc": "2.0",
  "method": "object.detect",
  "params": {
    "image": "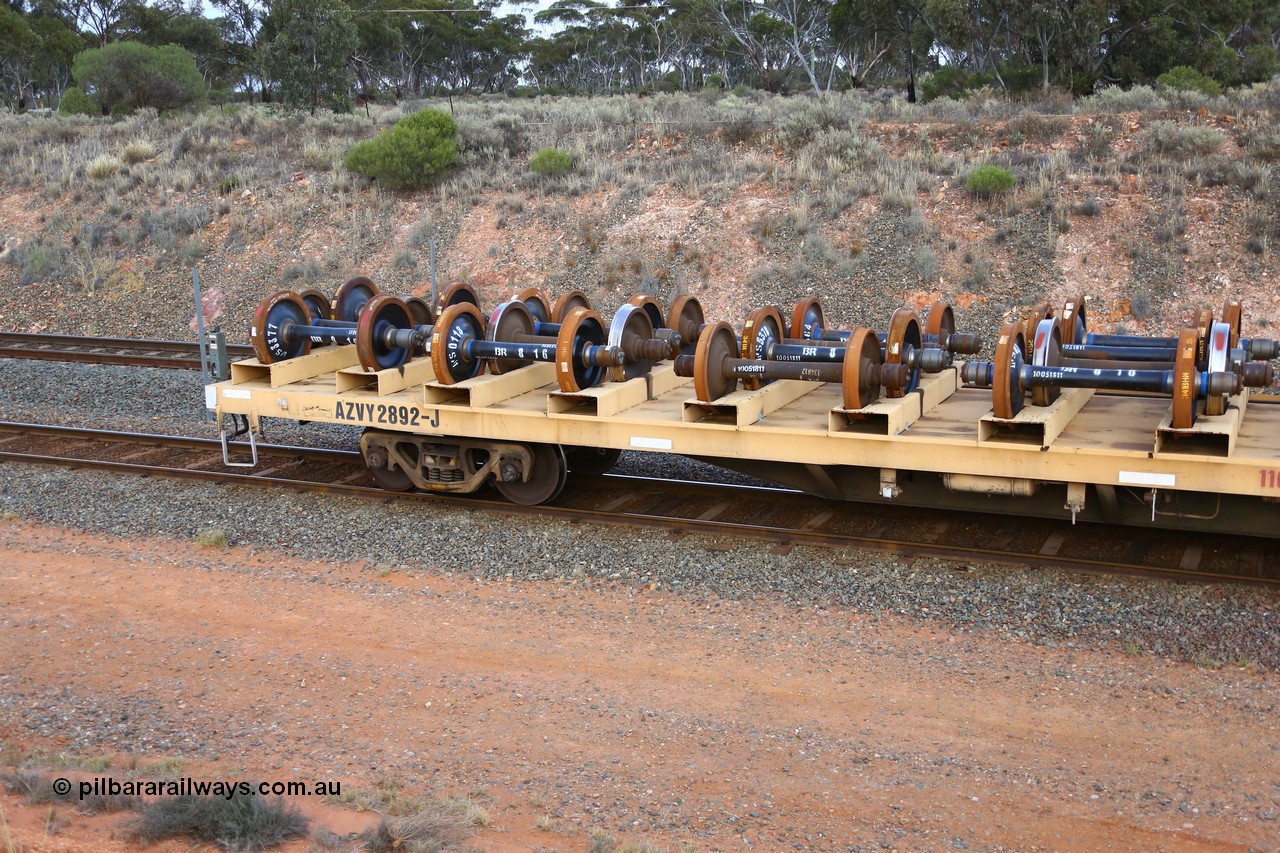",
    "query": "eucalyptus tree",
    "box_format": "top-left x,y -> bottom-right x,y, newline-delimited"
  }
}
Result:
260,0 -> 358,113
